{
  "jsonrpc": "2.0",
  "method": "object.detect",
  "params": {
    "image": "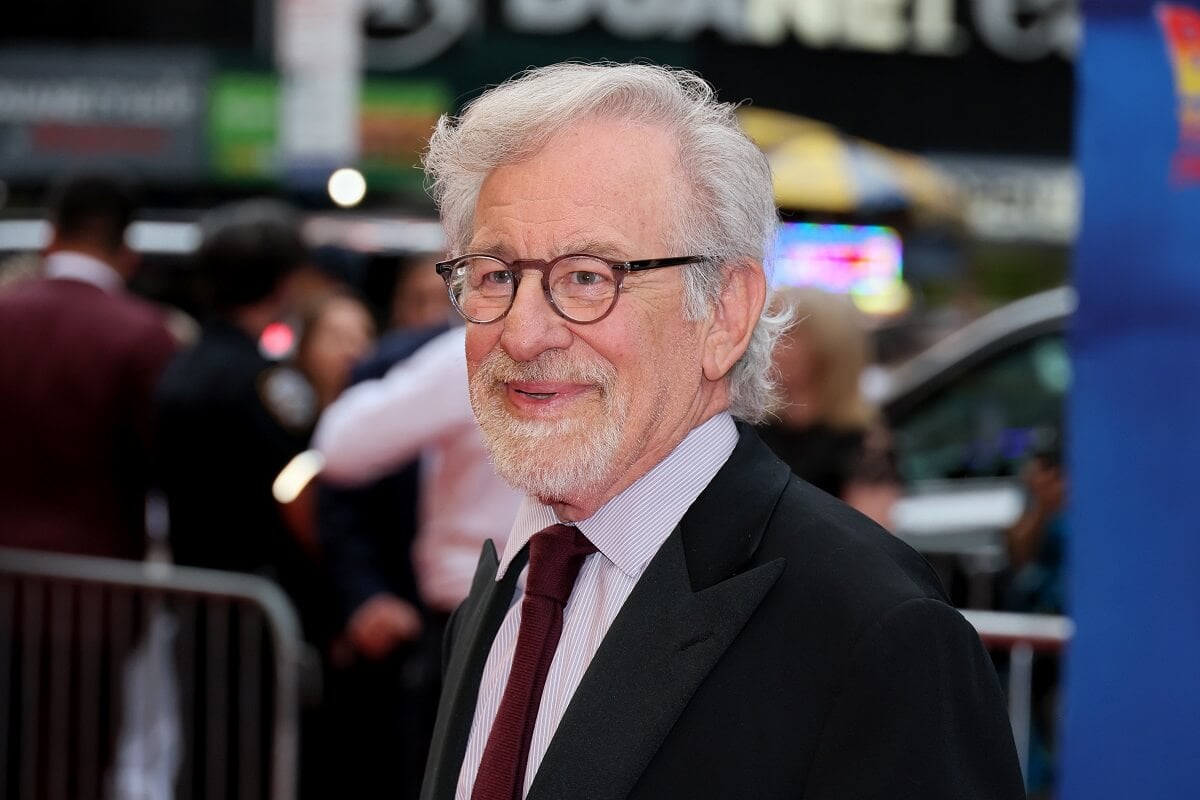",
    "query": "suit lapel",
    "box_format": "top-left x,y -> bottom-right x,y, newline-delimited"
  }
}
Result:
528,426 -> 793,800
421,540 -> 528,800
